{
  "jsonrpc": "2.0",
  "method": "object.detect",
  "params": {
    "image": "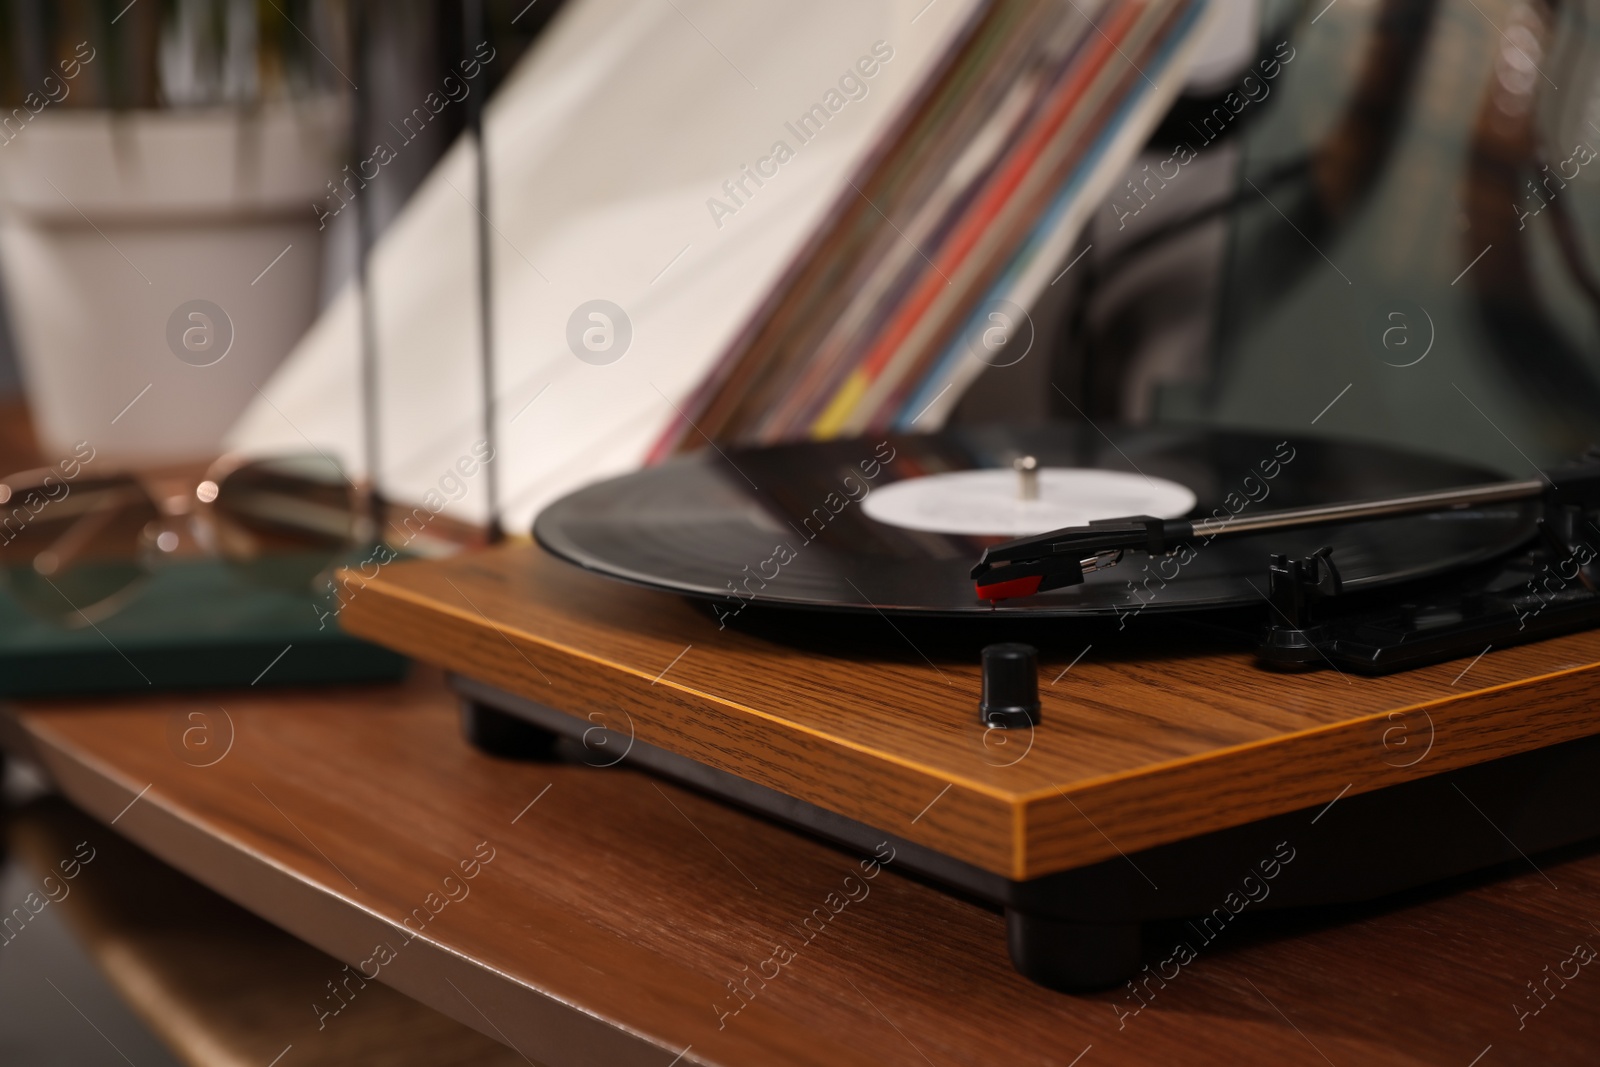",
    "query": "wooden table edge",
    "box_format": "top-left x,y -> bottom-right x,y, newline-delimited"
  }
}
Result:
4,705 -> 701,1067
